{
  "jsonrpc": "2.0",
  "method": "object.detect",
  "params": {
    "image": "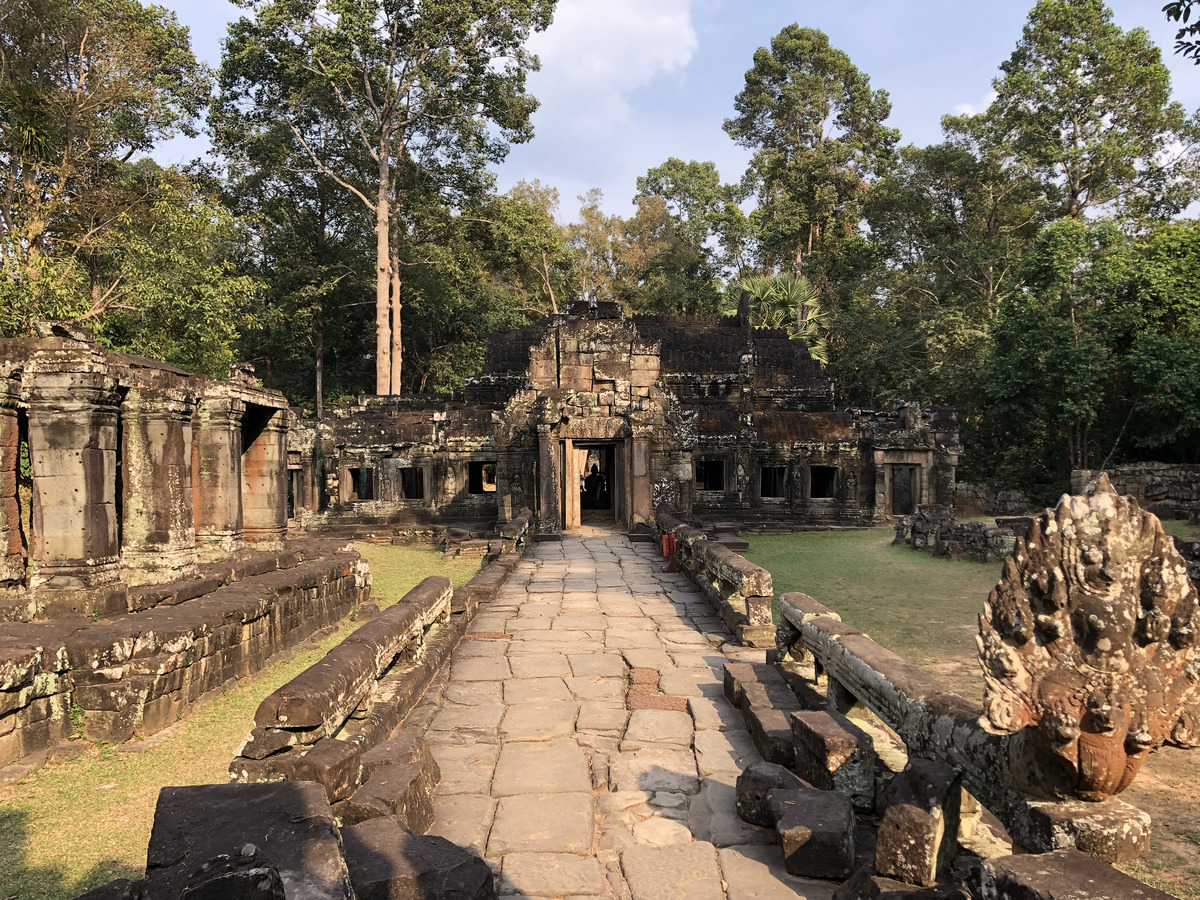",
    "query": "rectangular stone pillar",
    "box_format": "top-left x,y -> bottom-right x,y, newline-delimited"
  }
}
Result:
536,425 -> 561,535
632,436 -> 652,525
193,396 -> 245,558
26,370 -> 125,615
563,438 -> 580,531
120,388 -> 199,585
0,377 -> 23,587
242,407 -> 287,549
